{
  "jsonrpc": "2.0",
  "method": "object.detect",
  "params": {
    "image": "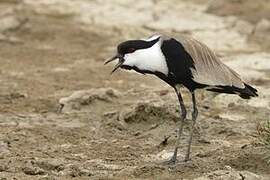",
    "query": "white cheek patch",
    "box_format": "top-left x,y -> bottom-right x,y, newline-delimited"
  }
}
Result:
122,41 -> 168,75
